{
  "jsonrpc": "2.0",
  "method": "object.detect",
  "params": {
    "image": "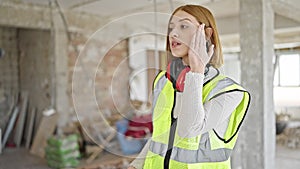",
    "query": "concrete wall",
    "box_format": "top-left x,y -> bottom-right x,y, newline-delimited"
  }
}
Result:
18,28 -> 52,127
0,27 -> 18,131
223,53 -> 241,83
0,27 -> 18,95
0,27 -> 52,133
